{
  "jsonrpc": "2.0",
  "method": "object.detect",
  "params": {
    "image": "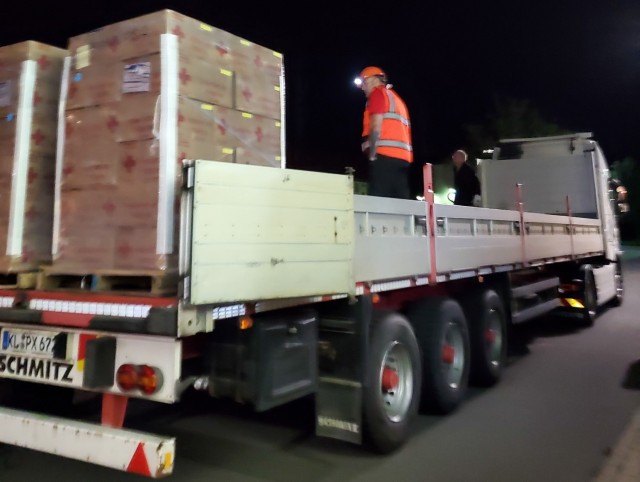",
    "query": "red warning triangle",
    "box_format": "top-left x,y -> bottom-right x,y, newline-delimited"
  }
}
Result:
127,443 -> 151,477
